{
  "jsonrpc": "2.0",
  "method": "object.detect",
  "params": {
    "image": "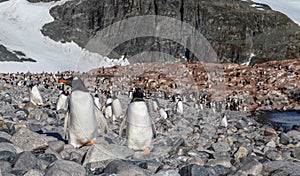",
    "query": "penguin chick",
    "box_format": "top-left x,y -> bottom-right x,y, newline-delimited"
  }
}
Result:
59,77 -> 108,148
119,88 -> 156,153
